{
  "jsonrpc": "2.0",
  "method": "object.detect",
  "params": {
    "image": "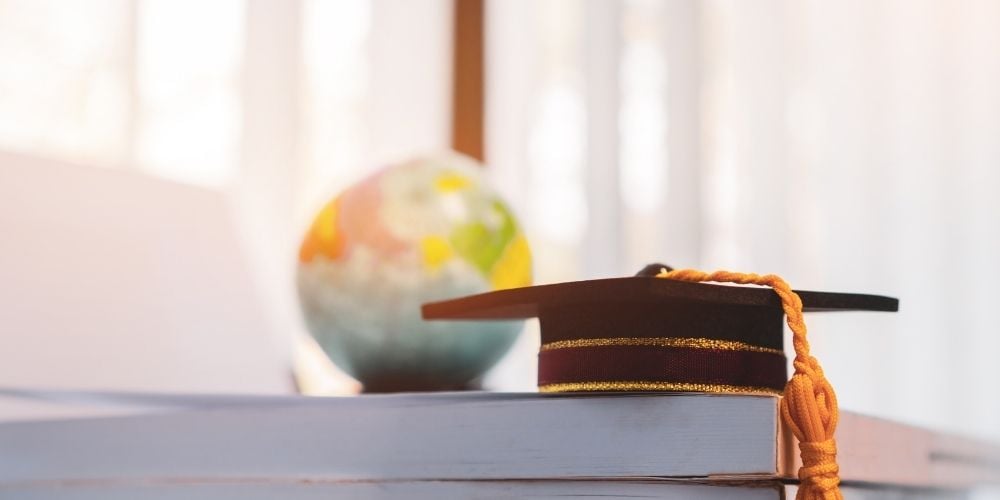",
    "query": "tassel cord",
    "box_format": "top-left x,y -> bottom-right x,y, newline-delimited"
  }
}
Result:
657,269 -> 842,500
